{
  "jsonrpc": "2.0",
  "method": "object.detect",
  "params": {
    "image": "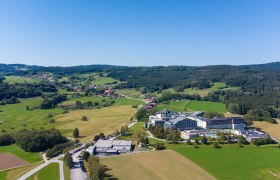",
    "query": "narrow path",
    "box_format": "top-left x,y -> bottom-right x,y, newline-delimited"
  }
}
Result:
17,155 -> 64,180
